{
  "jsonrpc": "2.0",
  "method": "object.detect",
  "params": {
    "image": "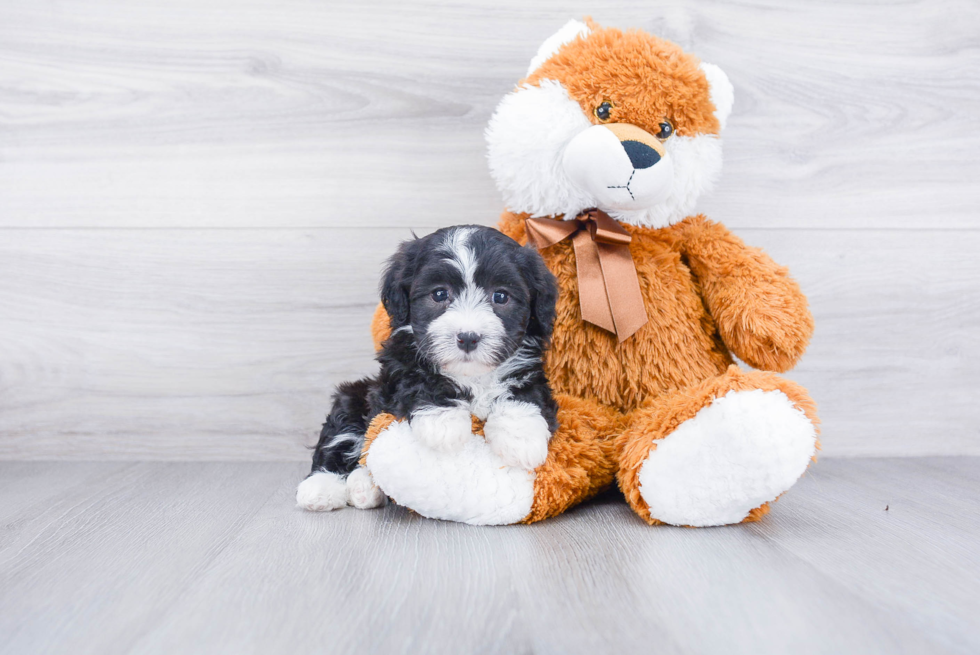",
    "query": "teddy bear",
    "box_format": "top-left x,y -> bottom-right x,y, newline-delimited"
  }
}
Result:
357,18 -> 819,527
